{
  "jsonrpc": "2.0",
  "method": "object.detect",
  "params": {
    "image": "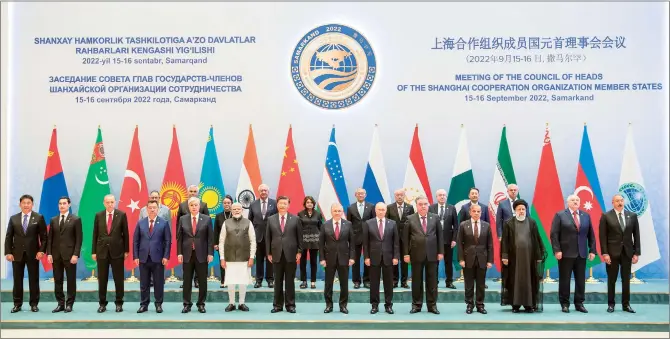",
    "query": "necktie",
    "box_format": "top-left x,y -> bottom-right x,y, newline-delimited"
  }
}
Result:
618,212 -> 625,231
192,216 -> 197,249
378,219 -> 384,238
60,215 -> 65,232
573,211 -> 580,231
358,203 -> 364,217
22,215 -> 28,233
280,215 -> 285,233
107,213 -> 113,234
474,221 -> 479,243
149,220 -> 154,235
261,201 -> 267,218
421,216 -> 427,233
398,205 -> 403,220
335,221 -> 340,240
439,205 -> 445,219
